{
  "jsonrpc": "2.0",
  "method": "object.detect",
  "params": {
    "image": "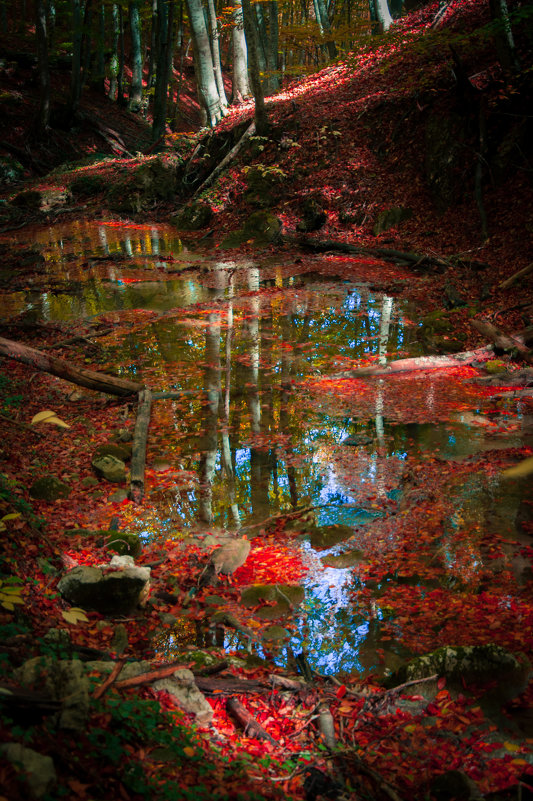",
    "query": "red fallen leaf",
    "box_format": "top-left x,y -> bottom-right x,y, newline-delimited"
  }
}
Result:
426,703 -> 439,715
438,677 -> 446,690
336,684 -> 347,699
